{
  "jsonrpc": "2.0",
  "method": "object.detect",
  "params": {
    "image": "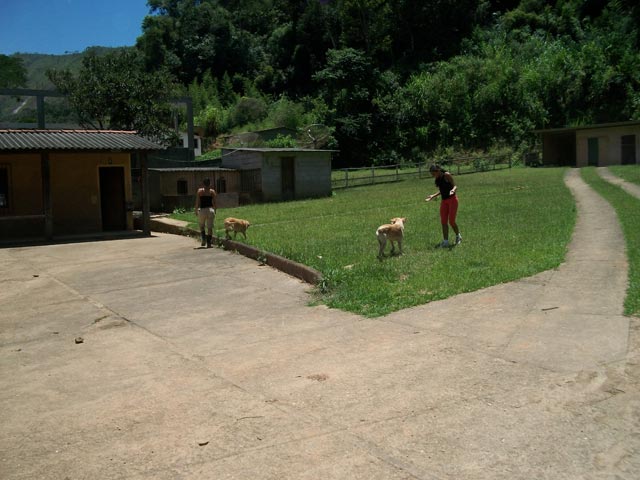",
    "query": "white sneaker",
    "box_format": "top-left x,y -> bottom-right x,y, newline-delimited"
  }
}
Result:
440,239 -> 450,248
455,234 -> 462,245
